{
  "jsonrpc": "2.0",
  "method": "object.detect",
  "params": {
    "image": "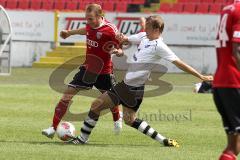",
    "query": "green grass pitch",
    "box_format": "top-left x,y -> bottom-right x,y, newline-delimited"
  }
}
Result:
0,68 -> 227,160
